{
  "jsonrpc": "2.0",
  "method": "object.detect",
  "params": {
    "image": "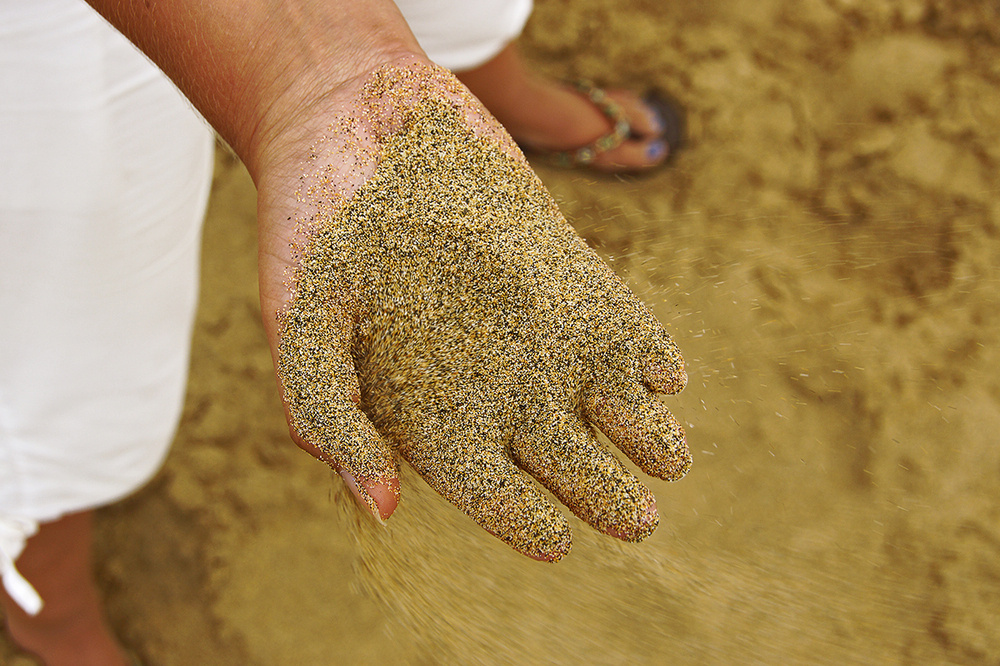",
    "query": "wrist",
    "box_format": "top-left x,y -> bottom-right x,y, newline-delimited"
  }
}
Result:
85,0 -> 424,179
234,4 -> 425,178
243,45 -> 425,181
